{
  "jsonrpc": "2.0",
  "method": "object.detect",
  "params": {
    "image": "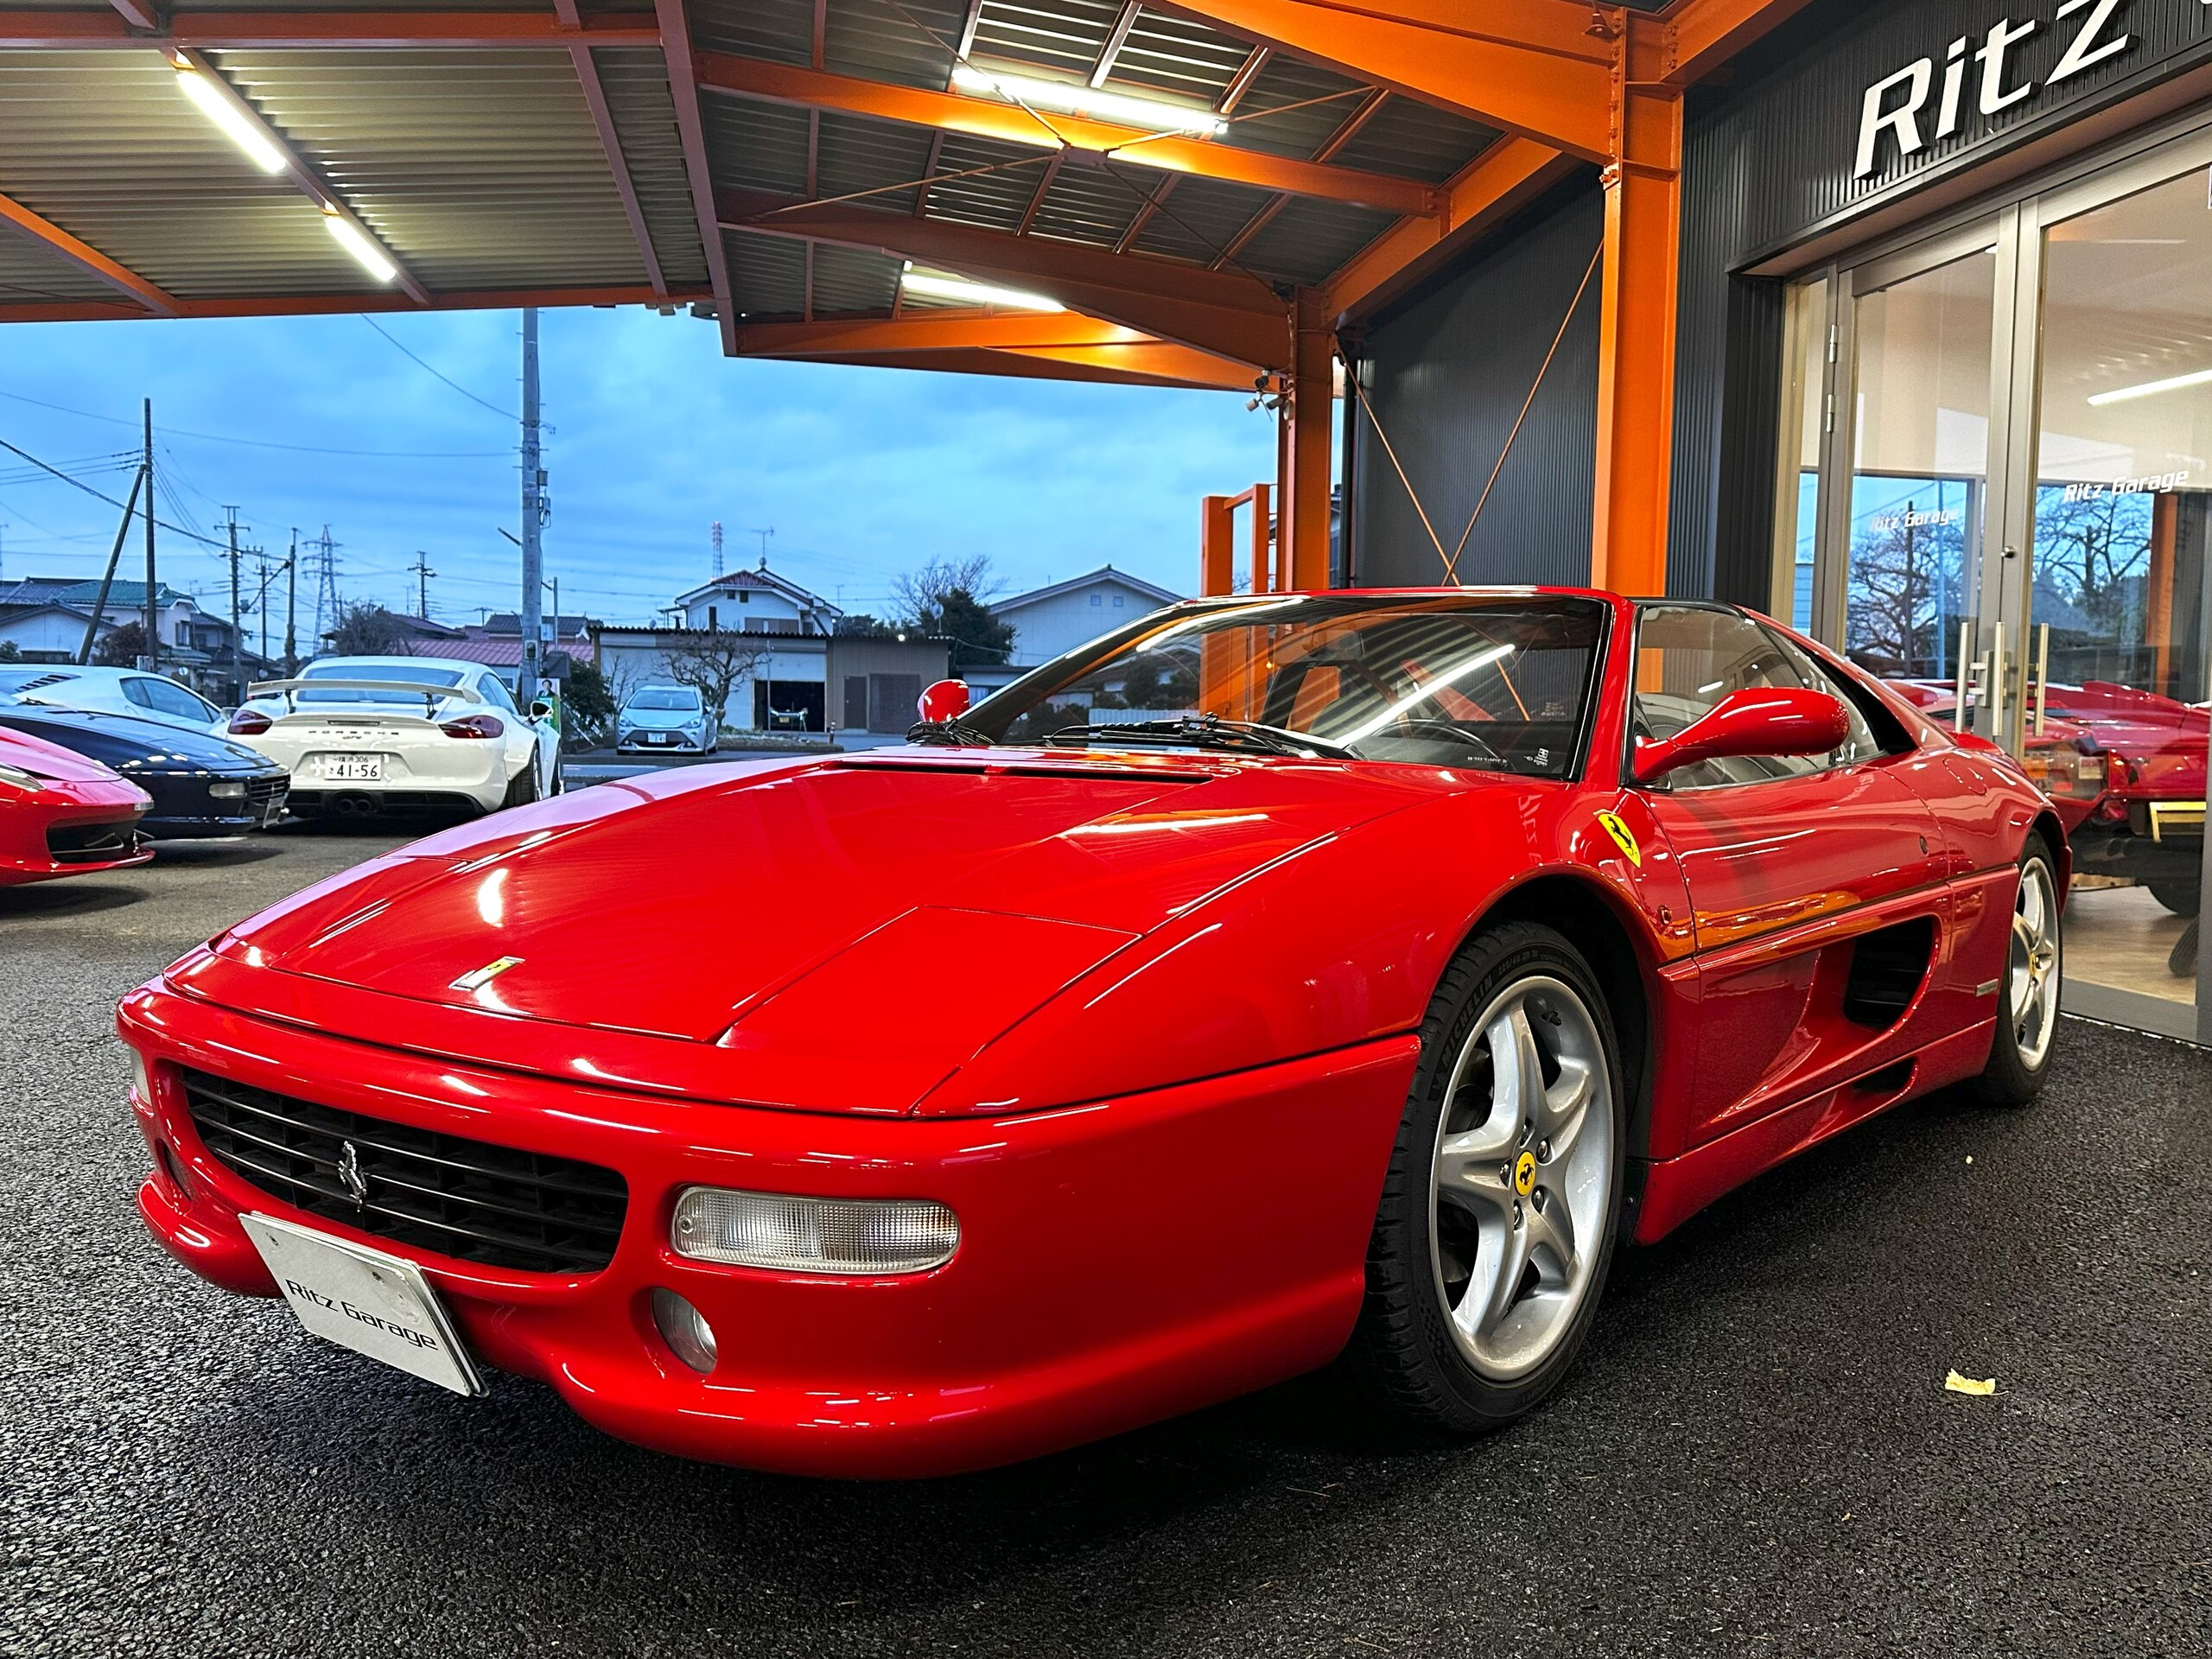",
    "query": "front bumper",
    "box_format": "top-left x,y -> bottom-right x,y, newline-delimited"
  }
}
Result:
616,727 -> 711,753
0,778 -> 150,884
129,768 -> 291,837
119,982 -> 1413,1478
